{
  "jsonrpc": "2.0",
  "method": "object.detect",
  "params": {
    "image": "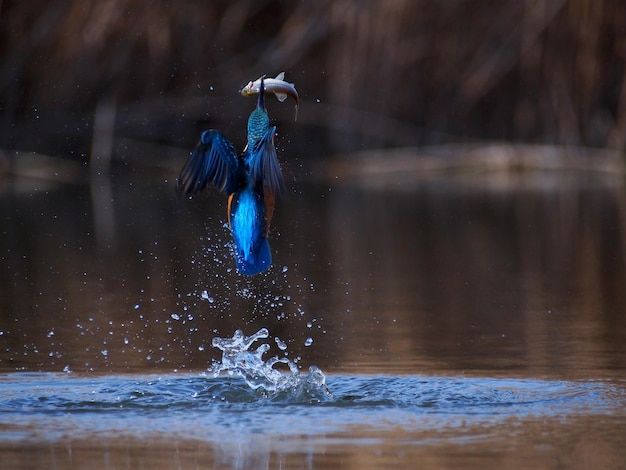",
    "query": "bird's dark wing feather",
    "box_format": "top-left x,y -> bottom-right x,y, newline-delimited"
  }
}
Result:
176,130 -> 241,196
249,126 -> 285,198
